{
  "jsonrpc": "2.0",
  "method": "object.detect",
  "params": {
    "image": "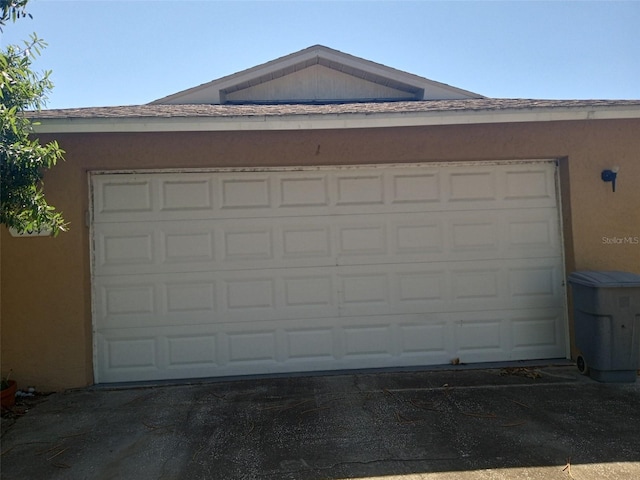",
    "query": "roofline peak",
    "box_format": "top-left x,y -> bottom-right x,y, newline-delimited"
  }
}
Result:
150,45 -> 483,105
